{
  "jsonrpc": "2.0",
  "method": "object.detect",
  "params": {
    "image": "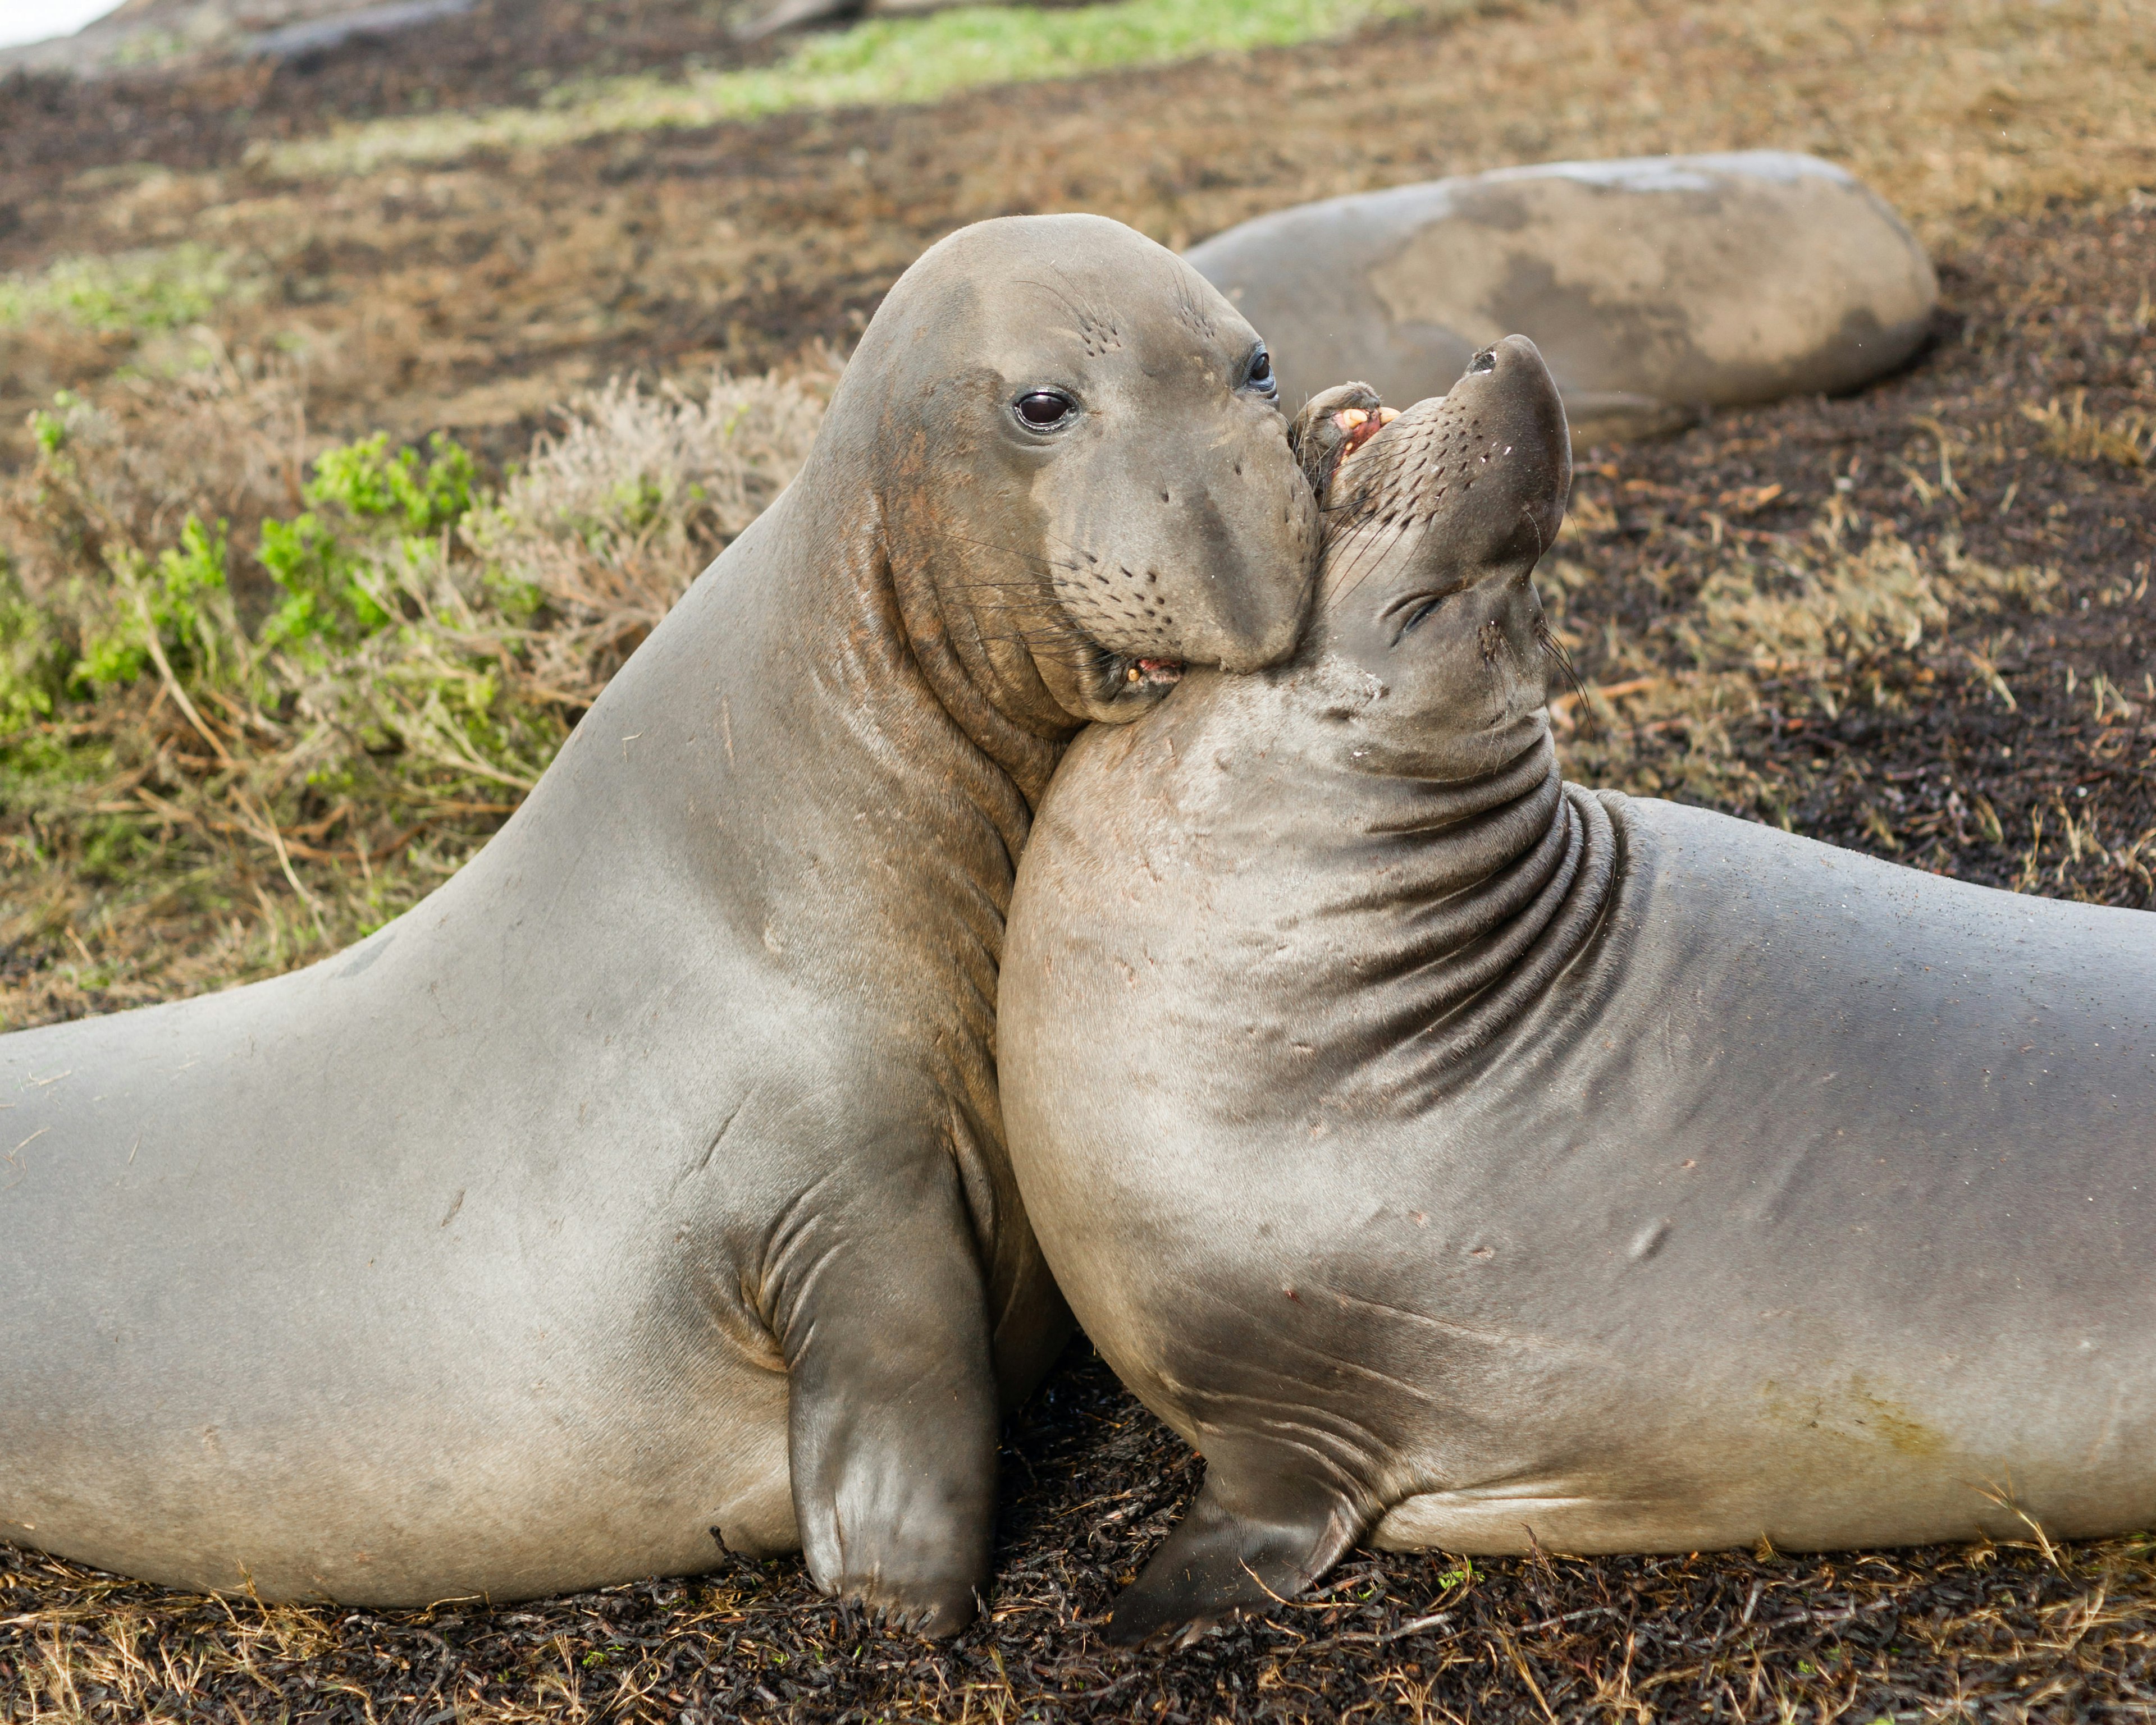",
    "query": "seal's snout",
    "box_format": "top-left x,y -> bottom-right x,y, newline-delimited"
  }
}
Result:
1305,338 -> 1575,748
1321,336 -> 1572,576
